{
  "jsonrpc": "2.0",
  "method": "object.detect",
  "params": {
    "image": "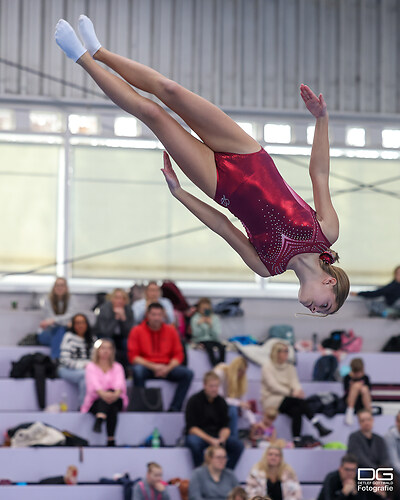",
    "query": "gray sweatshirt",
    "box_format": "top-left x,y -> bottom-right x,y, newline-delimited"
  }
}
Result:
189,466 -> 238,500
